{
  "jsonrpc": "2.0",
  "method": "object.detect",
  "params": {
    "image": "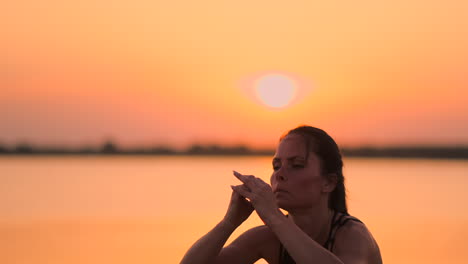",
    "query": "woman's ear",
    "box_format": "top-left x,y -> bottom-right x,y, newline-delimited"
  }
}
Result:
322,173 -> 338,193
